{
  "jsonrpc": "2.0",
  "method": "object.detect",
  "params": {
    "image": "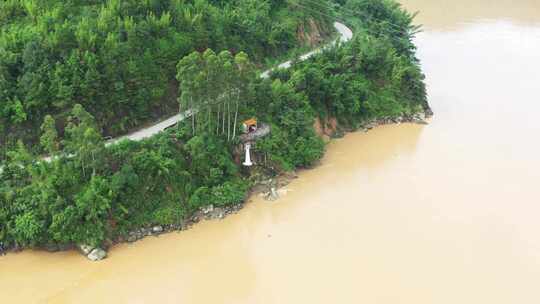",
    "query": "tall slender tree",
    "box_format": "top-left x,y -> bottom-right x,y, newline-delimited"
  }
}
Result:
177,49 -> 255,140
40,115 -> 58,156
63,104 -> 103,177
